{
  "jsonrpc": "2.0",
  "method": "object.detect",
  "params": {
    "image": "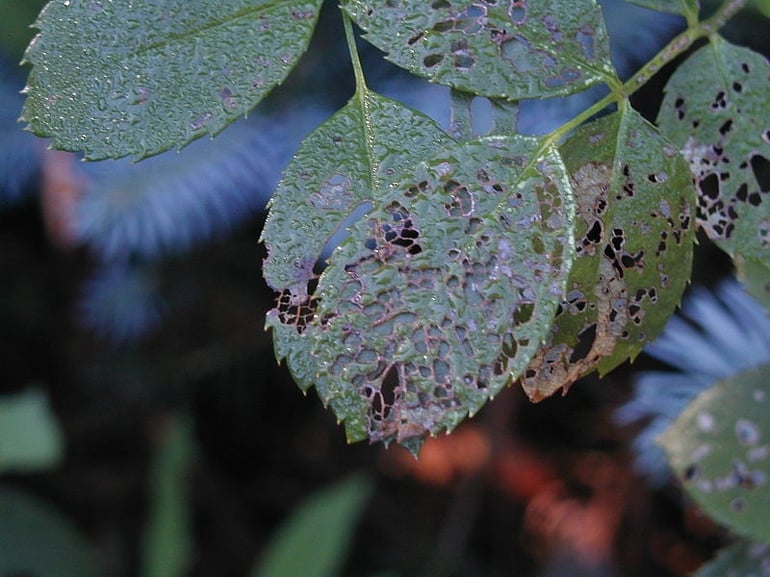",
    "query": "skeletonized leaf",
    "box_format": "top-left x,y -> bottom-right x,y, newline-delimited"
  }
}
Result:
21,0 -> 323,160
521,105 -> 695,401
261,89 -> 454,393
660,364 -> 770,543
315,138 -> 573,448
626,0 -> 698,18
694,539 -> 770,577
657,37 -> 770,305
343,0 -> 617,100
